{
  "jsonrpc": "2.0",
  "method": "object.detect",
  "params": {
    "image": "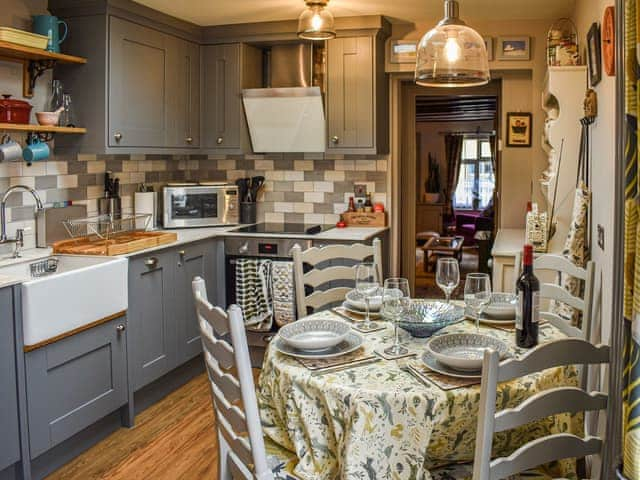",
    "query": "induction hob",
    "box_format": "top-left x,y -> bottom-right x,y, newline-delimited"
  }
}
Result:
231,223 -> 332,235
